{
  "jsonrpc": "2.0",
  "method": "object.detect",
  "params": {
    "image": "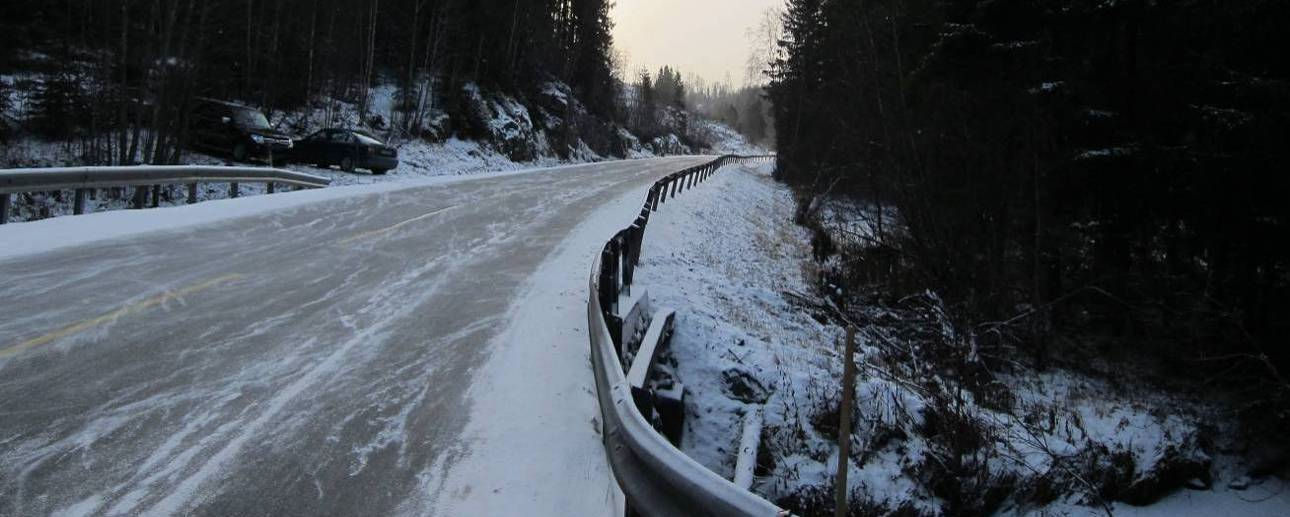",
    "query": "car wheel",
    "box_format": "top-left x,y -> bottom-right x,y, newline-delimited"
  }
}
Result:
233,143 -> 248,162
372,169 -> 388,176
341,156 -> 355,173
